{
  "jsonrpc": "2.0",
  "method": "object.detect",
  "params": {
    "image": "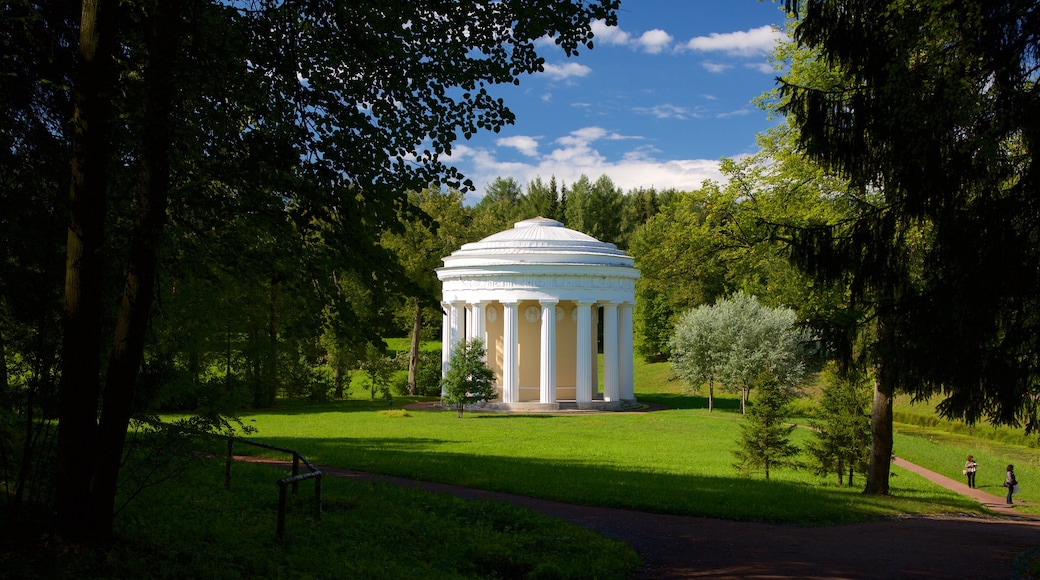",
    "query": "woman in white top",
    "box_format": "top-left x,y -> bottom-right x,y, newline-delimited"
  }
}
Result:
964,455 -> 977,489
